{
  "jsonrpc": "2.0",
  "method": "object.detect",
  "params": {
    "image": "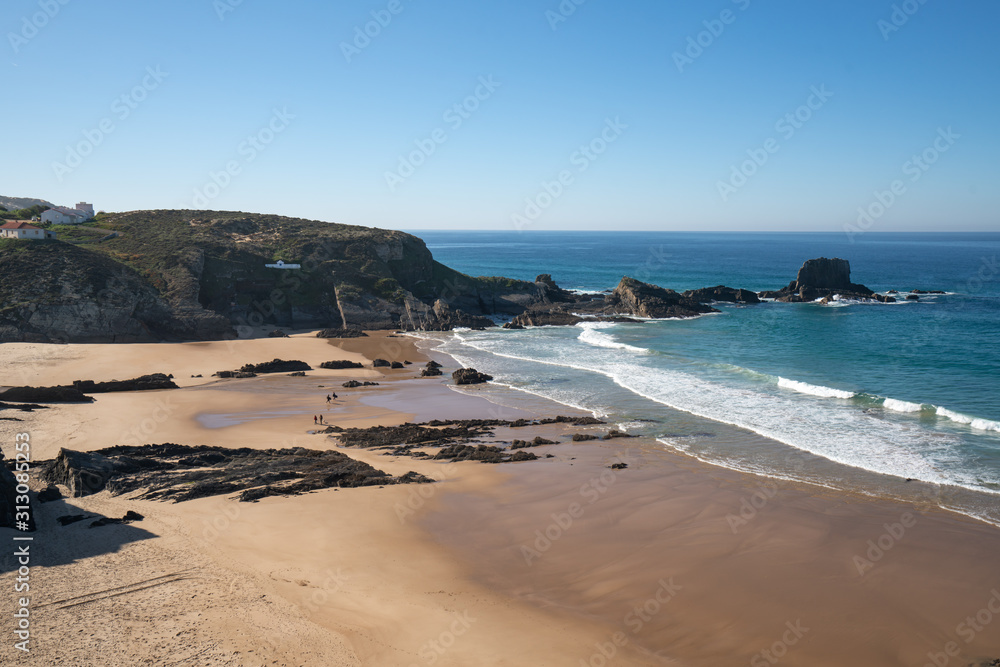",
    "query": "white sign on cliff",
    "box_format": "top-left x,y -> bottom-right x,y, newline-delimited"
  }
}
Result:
265,260 -> 301,269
